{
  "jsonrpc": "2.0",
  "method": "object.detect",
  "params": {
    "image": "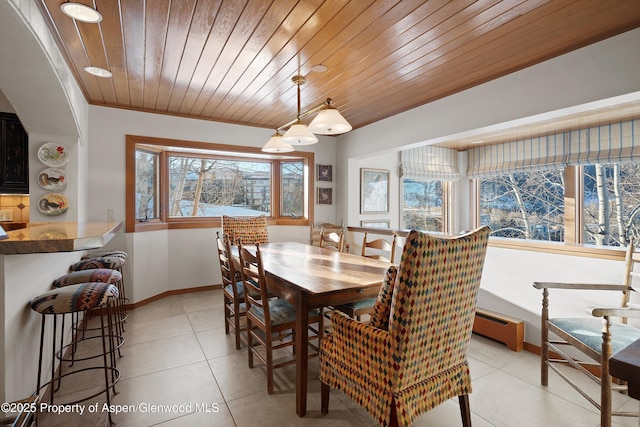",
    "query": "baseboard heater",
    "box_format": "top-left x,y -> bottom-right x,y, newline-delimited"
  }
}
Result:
473,308 -> 524,352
